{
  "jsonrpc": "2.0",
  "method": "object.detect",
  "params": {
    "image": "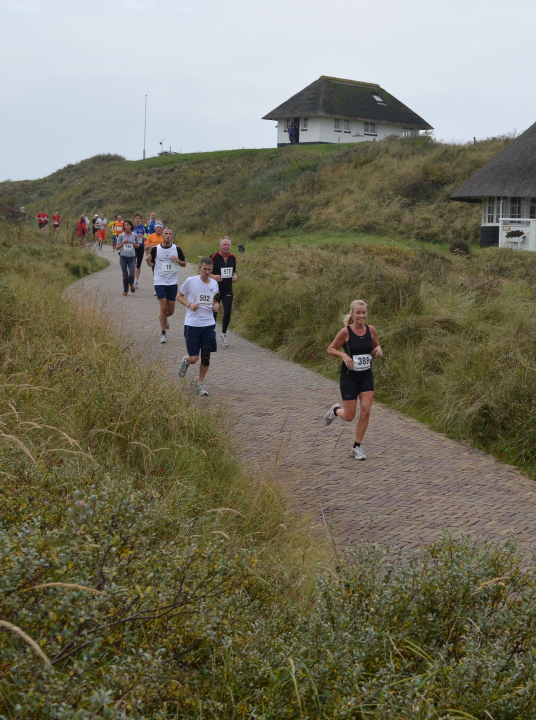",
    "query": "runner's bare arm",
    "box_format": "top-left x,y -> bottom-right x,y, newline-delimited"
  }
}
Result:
232,273 -> 237,282
177,292 -> 199,312
327,328 -> 353,369
210,273 -> 223,282
369,326 -> 383,357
